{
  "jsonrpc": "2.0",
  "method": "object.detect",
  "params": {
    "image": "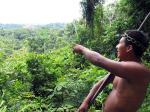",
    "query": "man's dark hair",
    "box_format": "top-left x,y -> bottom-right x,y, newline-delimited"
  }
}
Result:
124,30 -> 149,58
